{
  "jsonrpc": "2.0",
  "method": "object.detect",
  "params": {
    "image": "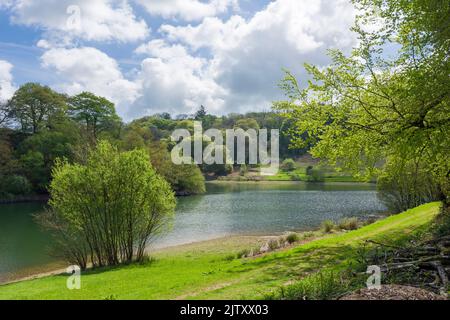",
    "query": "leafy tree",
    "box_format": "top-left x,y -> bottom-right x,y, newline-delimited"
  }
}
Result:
275,0 -> 449,203
149,141 -> 206,195
194,105 -> 207,120
7,83 -> 67,133
17,119 -> 80,192
68,92 -> 121,140
234,118 -> 260,131
38,141 -> 176,268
